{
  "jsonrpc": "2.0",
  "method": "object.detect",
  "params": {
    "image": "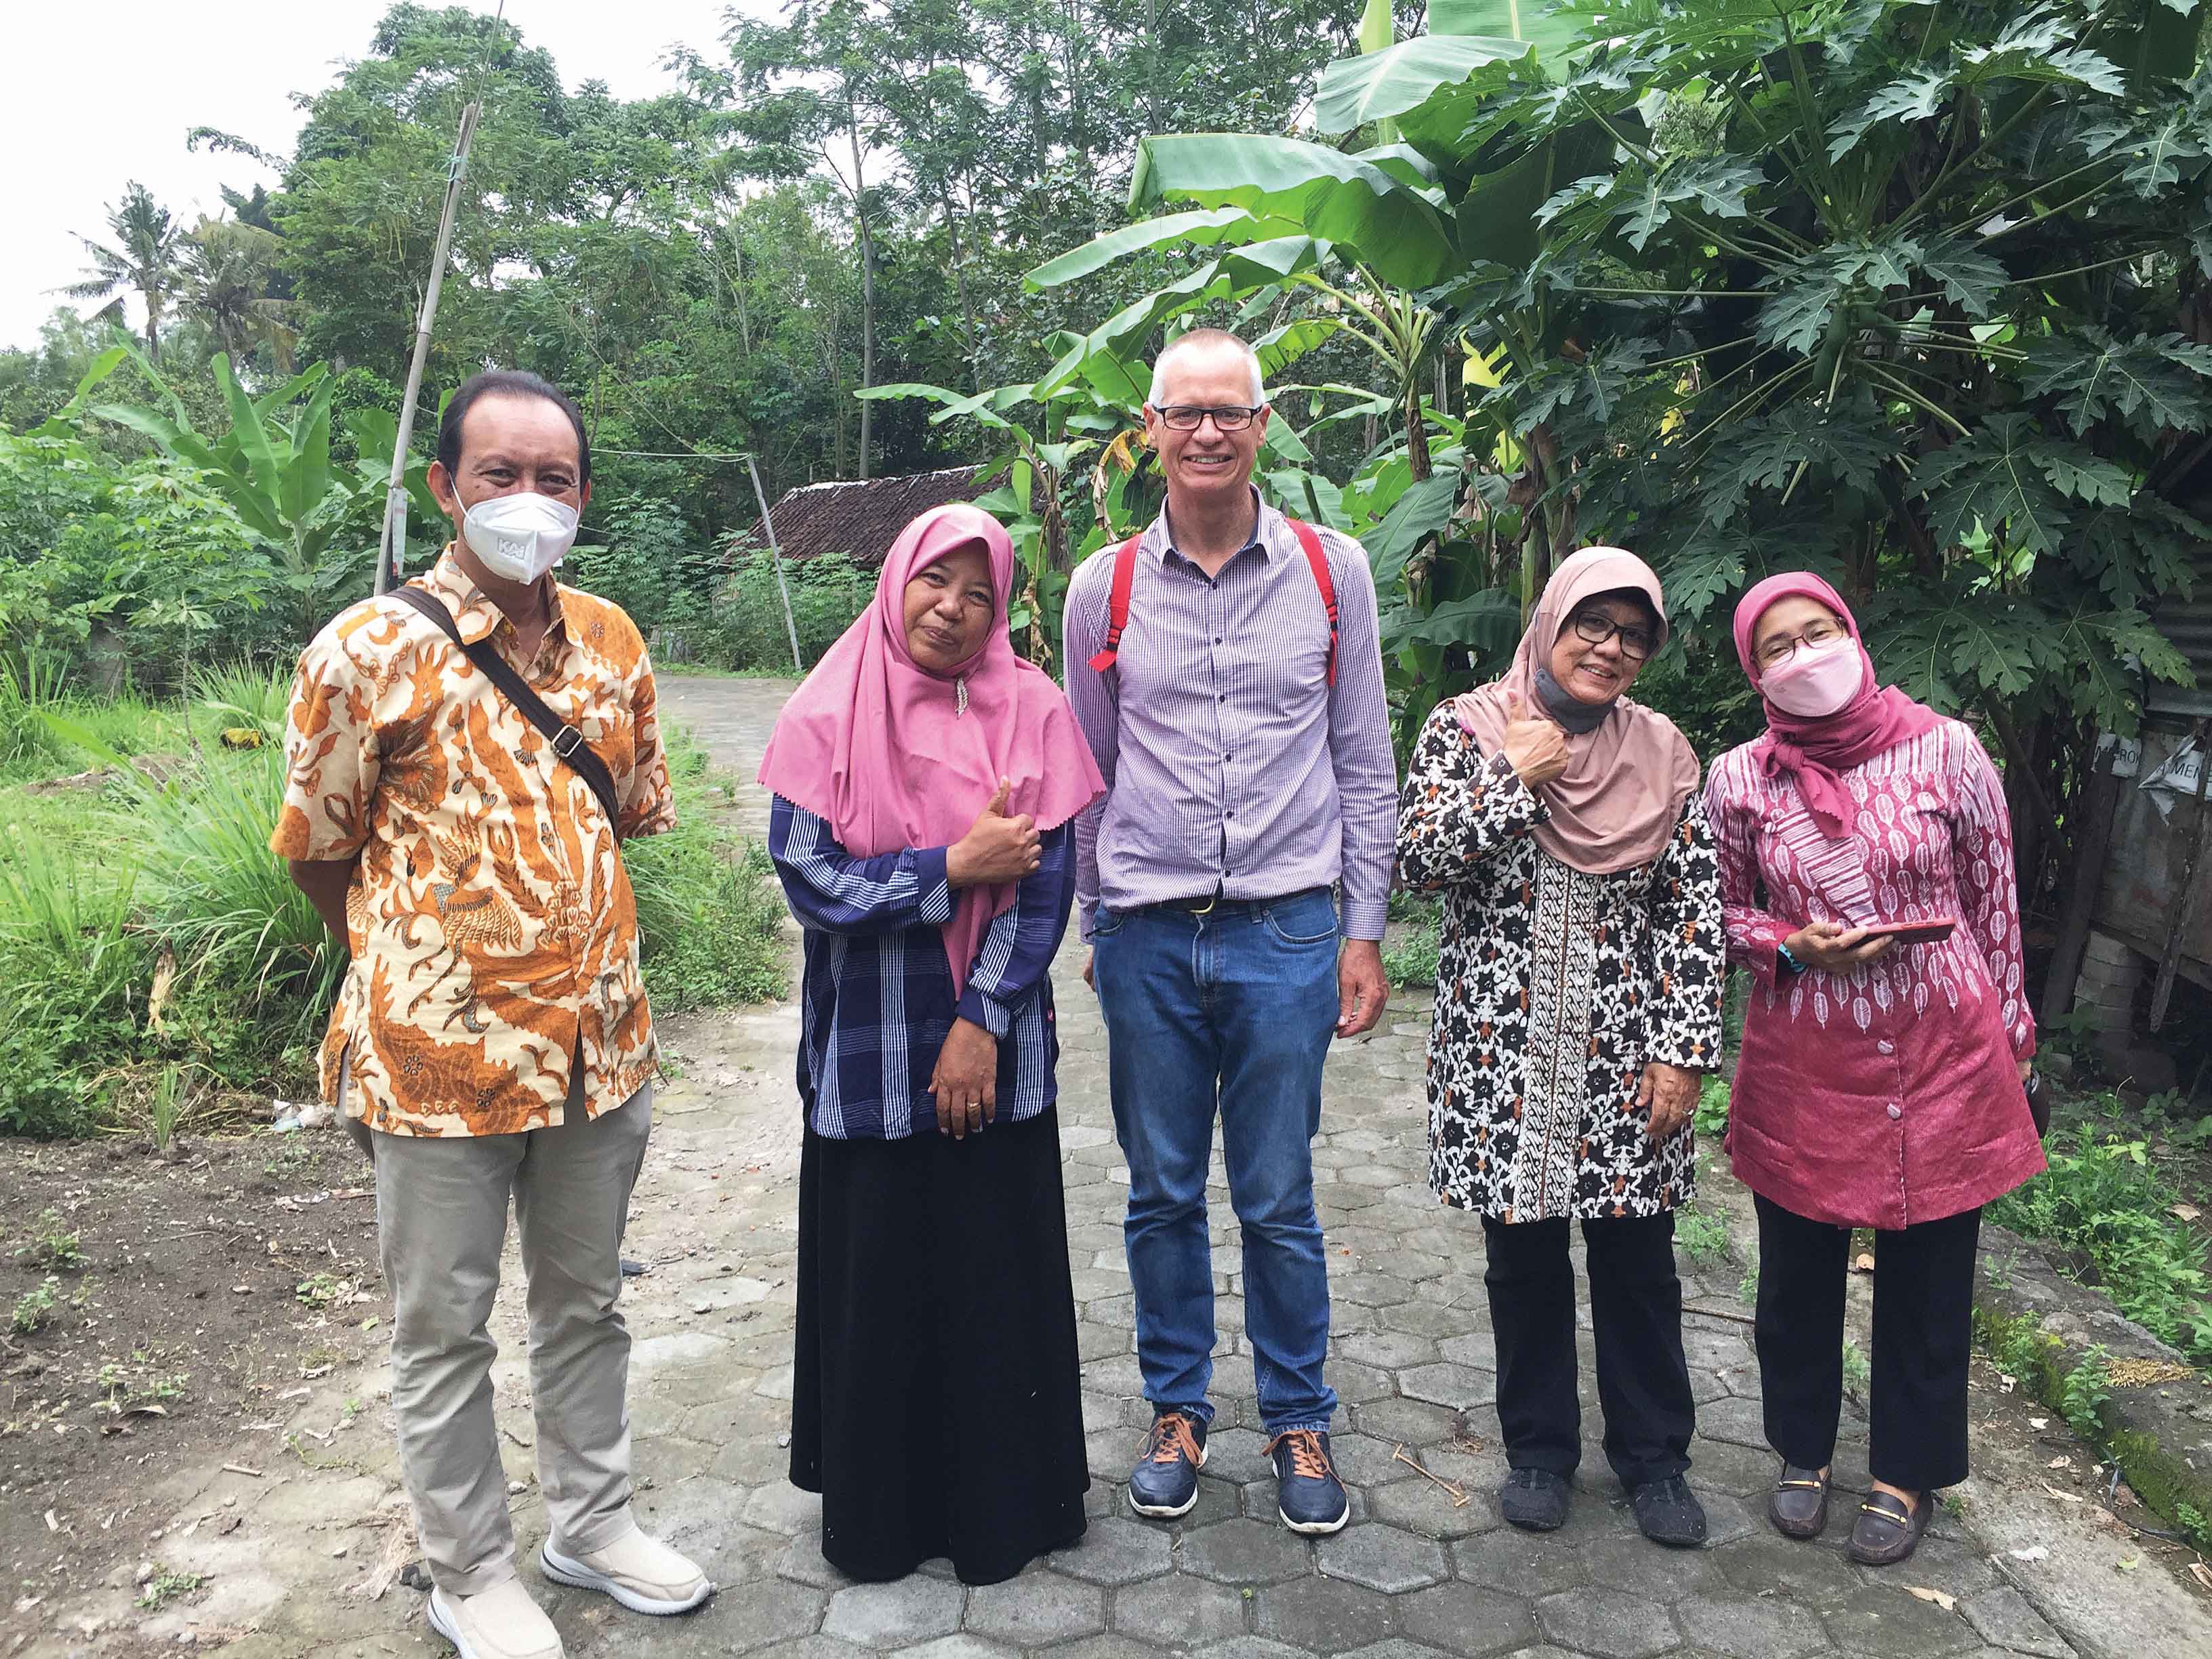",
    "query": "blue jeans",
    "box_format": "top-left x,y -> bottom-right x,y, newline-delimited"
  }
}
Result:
1092,888 -> 1340,1435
